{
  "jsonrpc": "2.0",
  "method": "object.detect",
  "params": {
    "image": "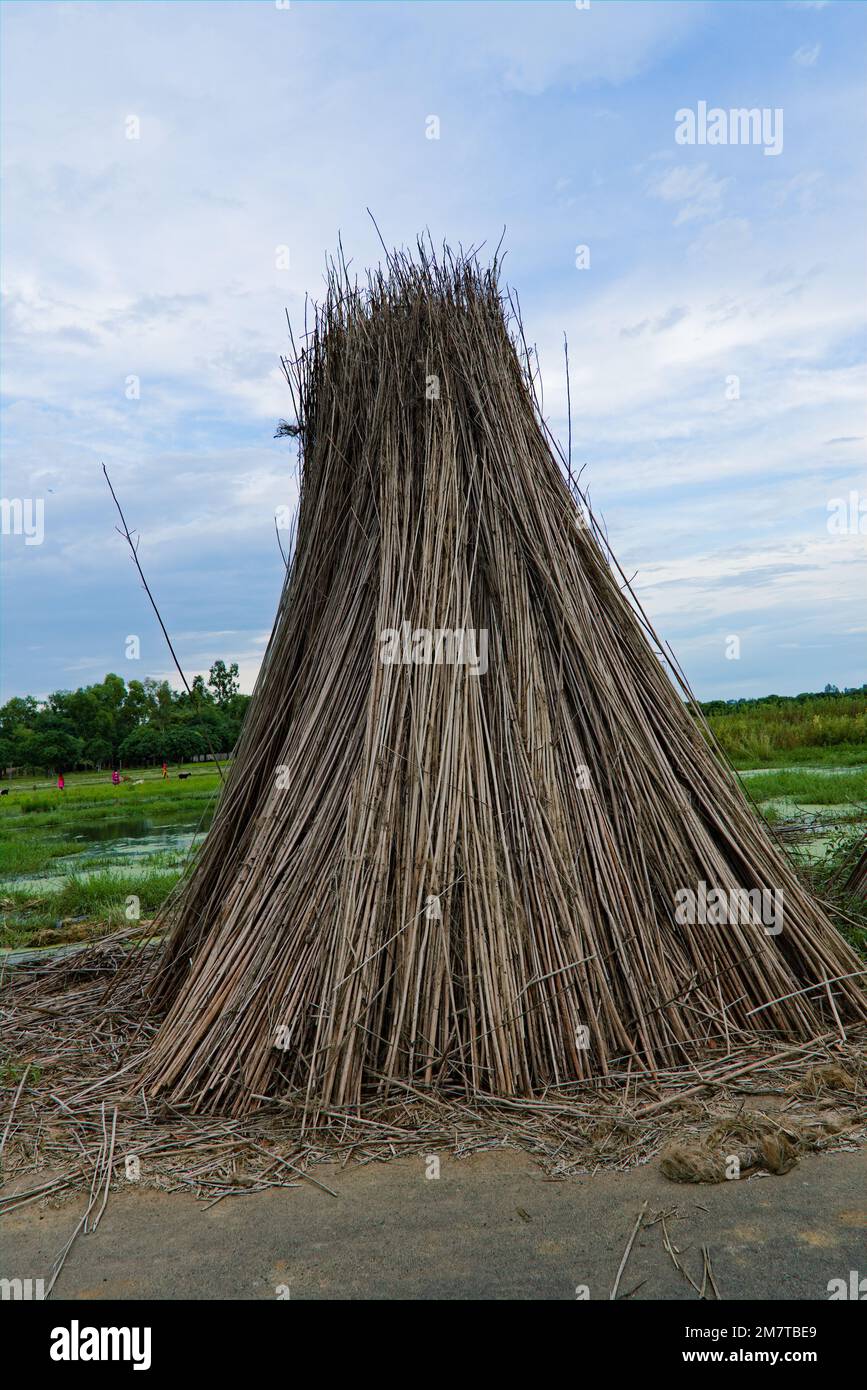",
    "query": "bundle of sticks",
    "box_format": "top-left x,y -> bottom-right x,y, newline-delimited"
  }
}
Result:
137,241 -> 866,1117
